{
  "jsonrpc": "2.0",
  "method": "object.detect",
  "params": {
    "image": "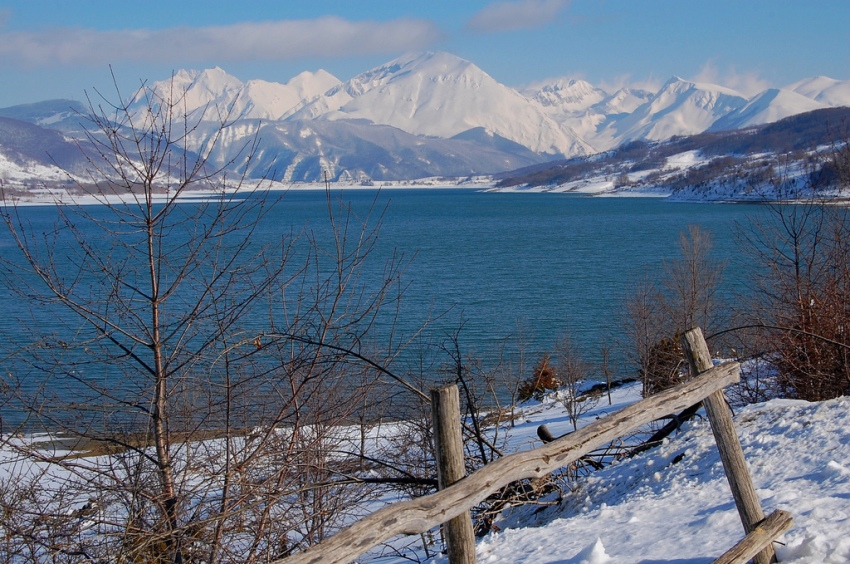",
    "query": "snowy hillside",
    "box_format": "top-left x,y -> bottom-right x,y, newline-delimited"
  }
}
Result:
593,87 -> 656,116
0,116 -> 92,177
4,377 -> 845,562
493,106 -> 850,201
464,390 -> 850,564
186,117 -> 548,182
